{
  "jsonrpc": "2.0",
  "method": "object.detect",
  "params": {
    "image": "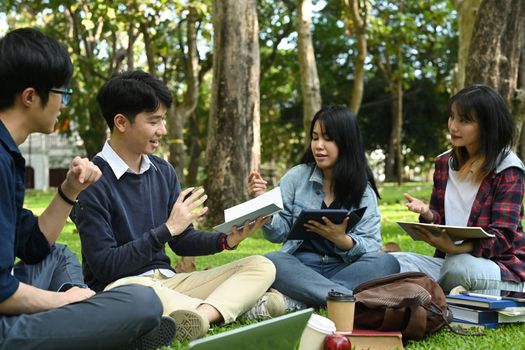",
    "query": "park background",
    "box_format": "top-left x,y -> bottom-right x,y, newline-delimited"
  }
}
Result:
3,0 -> 525,348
